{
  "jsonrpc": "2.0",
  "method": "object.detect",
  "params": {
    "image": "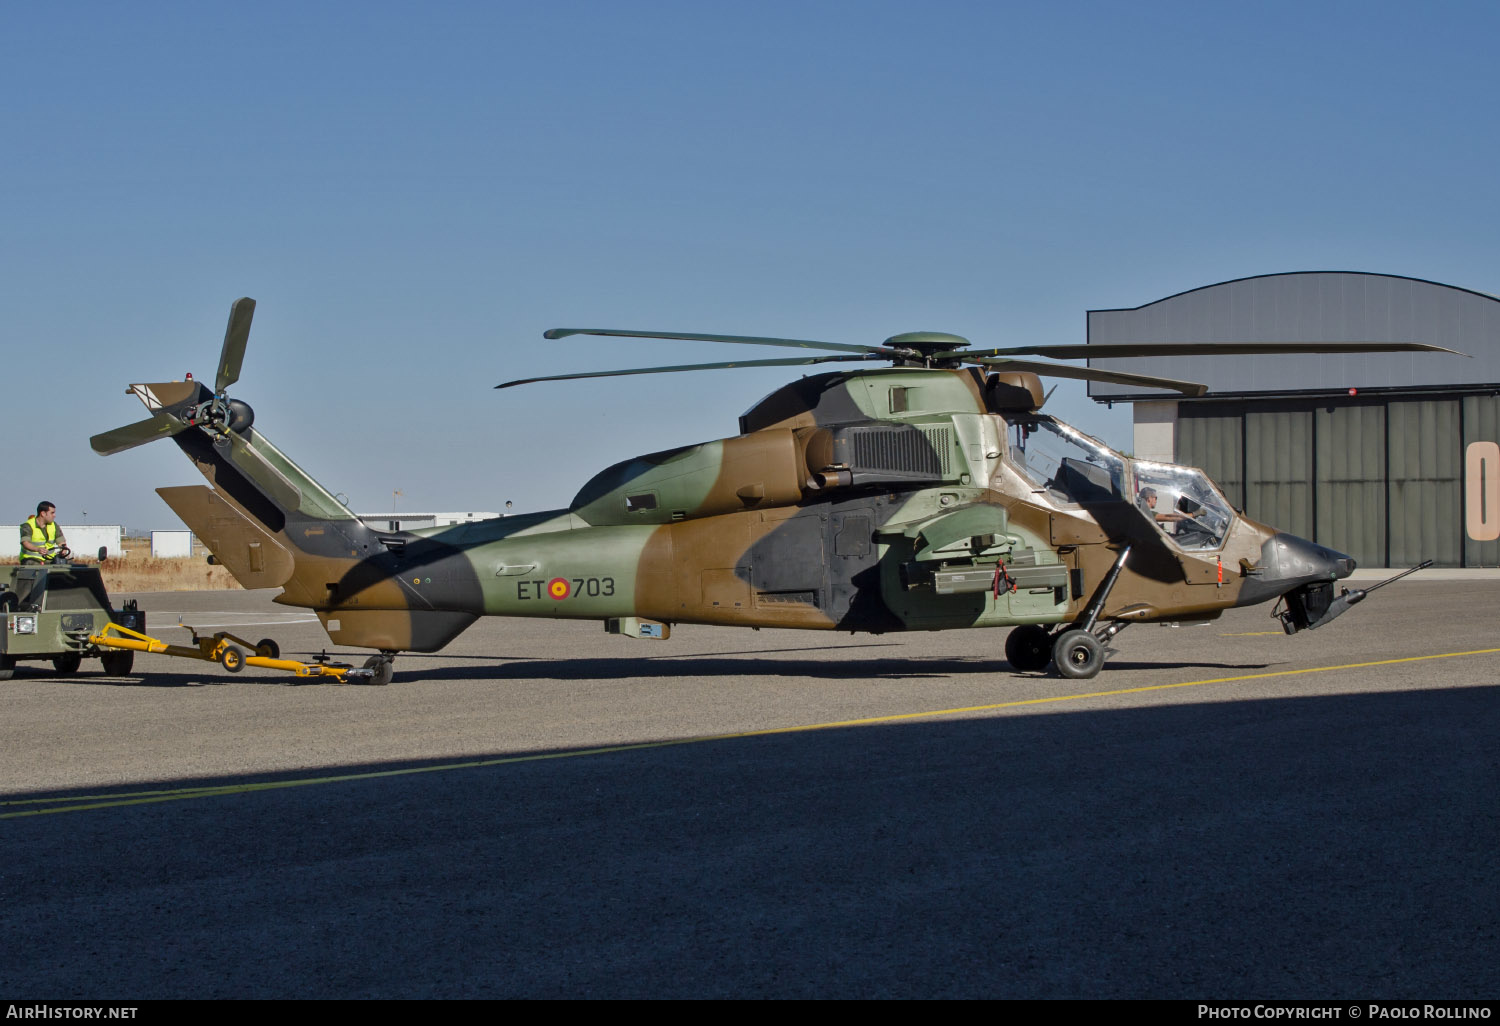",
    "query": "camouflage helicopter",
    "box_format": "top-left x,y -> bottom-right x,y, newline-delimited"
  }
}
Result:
91,298 -> 1450,684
